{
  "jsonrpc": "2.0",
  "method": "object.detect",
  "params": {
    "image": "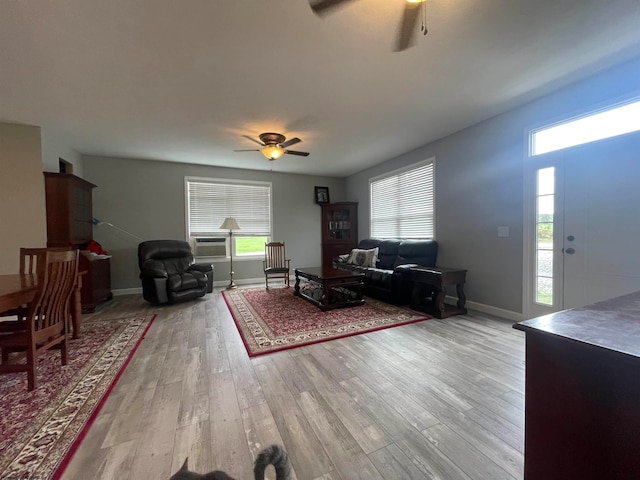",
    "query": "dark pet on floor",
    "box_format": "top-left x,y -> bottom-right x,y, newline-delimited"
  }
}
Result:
170,444 -> 291,480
